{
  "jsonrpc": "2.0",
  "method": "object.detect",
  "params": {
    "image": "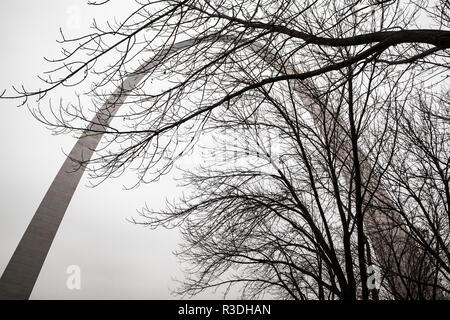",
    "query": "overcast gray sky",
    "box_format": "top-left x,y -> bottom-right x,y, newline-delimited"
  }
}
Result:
0,0 -> 226,300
